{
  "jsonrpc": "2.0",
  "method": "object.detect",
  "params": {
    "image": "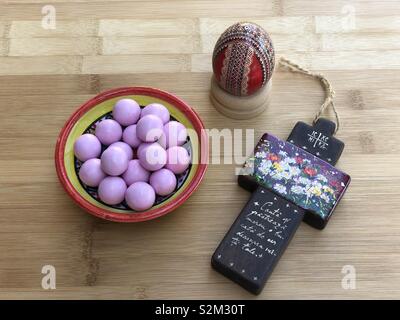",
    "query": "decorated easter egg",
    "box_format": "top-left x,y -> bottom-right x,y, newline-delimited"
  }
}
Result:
212,22 -> 275,96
